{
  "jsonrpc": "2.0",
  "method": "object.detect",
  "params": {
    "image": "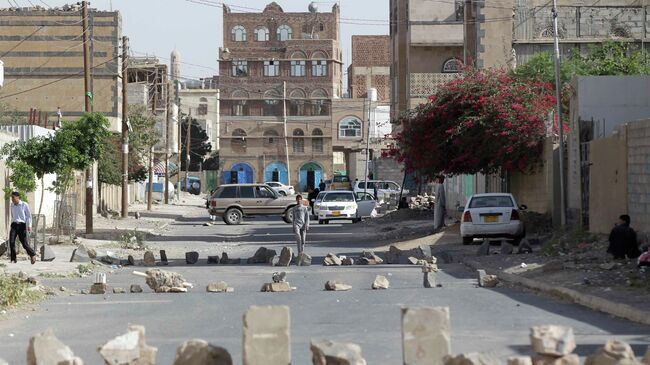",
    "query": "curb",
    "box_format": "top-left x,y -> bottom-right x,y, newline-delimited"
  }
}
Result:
83,221 -> 172,240
461,258 -> 650,327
